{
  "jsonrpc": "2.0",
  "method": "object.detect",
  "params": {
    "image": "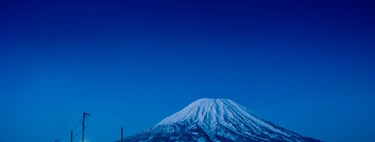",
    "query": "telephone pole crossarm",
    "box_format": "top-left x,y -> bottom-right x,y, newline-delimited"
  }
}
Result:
82,112 -> 90,142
